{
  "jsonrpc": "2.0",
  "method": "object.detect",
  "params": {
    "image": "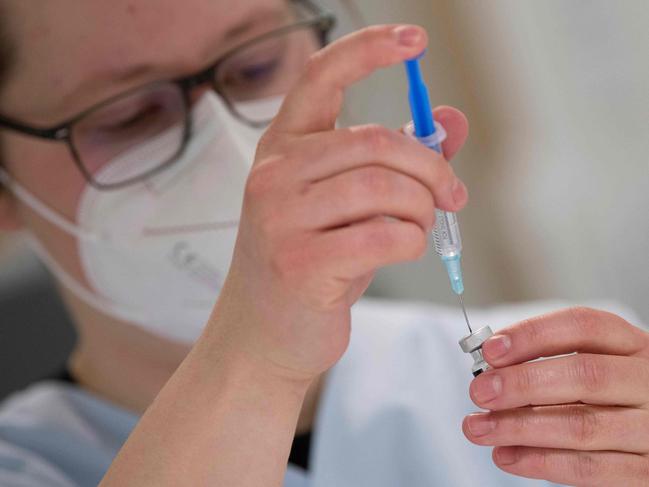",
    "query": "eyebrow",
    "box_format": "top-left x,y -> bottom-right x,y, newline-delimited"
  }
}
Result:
36,5 -> 291,123
106,7 -> 288,86
49,5 -> 290,120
